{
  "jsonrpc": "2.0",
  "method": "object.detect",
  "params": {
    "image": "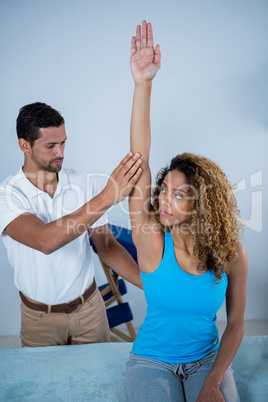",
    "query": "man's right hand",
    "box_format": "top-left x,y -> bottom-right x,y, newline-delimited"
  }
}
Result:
103,152 -> 142,206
